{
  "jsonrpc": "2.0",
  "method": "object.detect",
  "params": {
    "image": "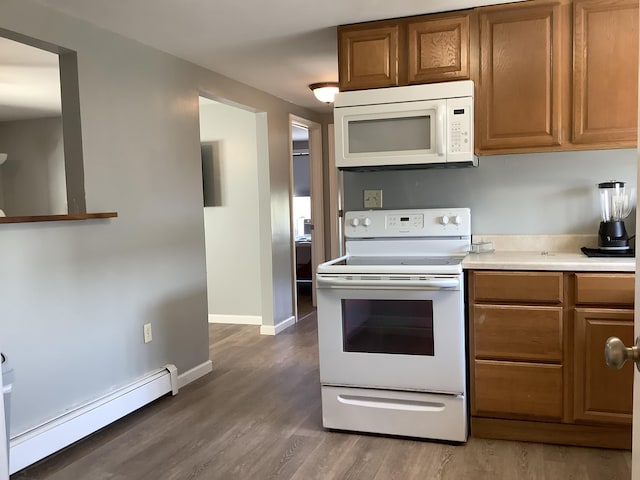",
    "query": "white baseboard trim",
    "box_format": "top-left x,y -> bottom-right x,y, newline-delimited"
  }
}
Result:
177,360 -> 213,389
260,315 -> 295,336
9,364 -> 178,475
208,314 -> 262,325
